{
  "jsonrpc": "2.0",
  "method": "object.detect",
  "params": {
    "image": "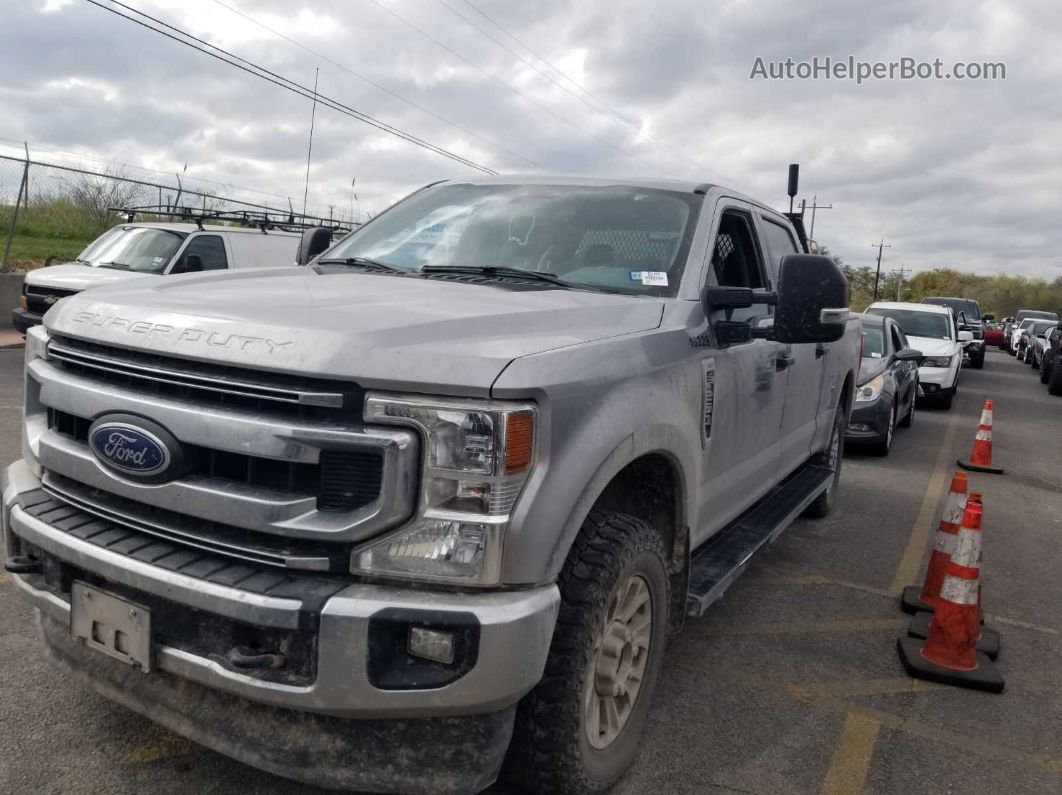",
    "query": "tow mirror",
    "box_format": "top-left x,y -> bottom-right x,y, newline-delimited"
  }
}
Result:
983,313 -> 994,322
896,347 -> 922,362
297,226 -> 333,265
773,254 -> 849,344
171,254 -> 203,274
